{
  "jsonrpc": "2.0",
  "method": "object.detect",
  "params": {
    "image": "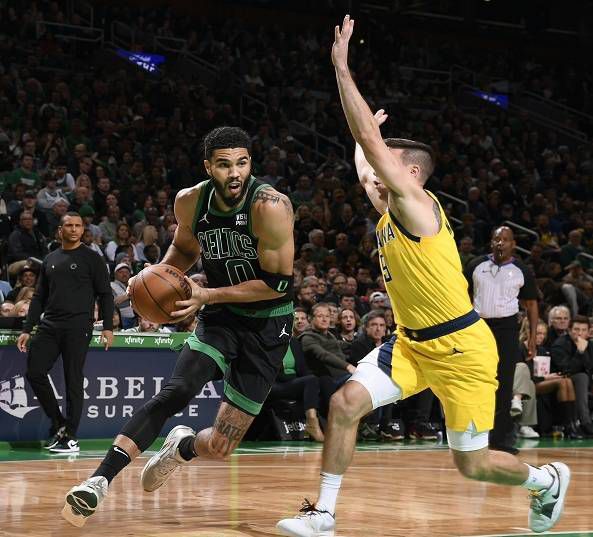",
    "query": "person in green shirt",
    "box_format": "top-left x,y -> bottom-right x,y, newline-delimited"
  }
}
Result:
7,154 -> 40,189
